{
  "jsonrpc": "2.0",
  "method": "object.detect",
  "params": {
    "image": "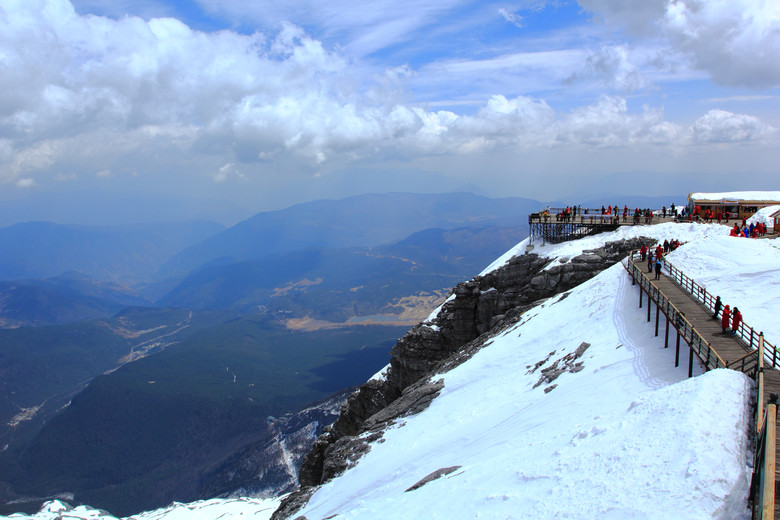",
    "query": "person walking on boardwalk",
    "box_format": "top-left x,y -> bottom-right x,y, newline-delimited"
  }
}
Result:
654,256 -> 662,280
721,305 -> 731,334
640,244 -> 648,261
731,307 -> 742,336
713,296 -> 722,320
647,251 -> 654,272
